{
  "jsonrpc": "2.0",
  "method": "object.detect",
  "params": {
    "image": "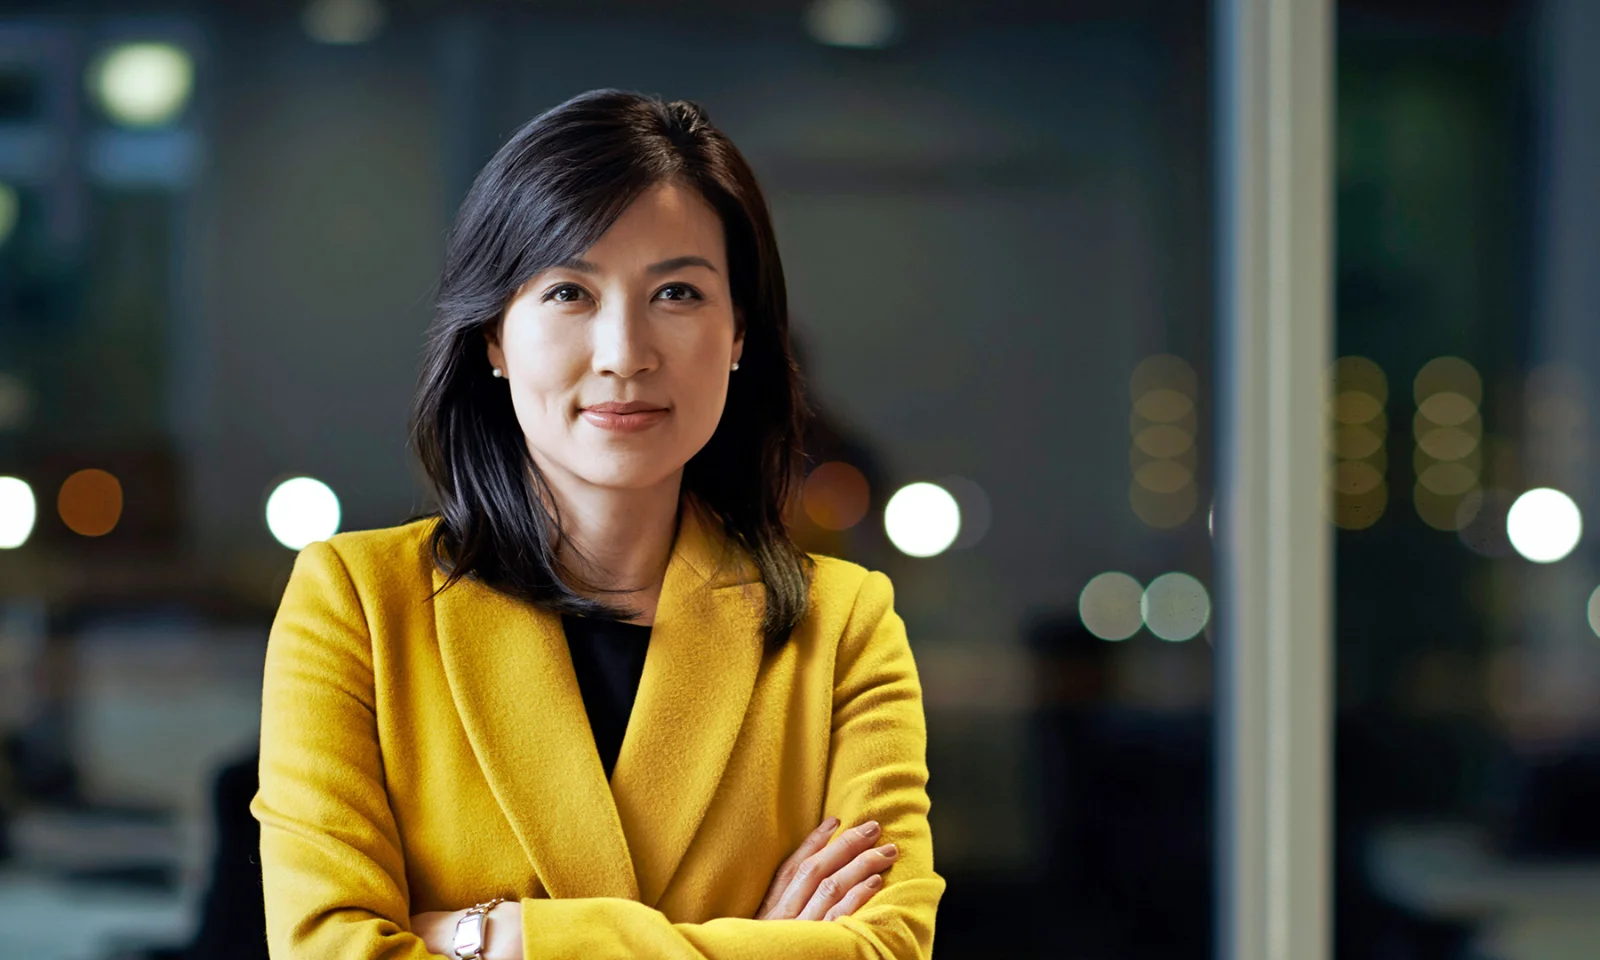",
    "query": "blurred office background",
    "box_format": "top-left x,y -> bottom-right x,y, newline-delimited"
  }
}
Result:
0,0 -> 1596,958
